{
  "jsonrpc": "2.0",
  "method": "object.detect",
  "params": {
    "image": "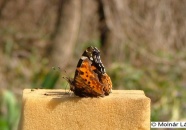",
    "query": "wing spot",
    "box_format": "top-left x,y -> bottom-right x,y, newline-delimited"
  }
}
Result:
80,71 -> 84,75
94,55 -> 97,59
81,56 -> 87,60
90,57 -> 93,61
